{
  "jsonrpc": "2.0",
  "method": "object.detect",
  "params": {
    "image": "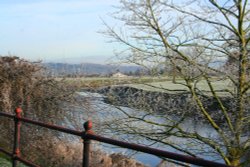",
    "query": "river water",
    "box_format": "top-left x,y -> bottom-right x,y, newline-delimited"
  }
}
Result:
62,92 -> 225,167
